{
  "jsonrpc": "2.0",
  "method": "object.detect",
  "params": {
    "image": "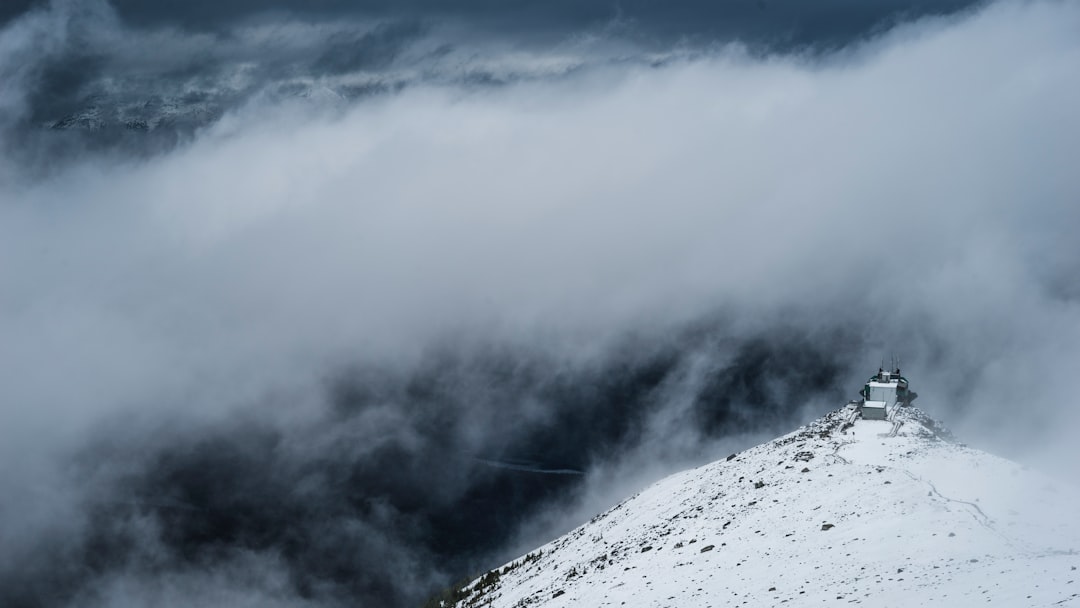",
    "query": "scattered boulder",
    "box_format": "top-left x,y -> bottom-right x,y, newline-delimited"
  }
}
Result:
700,545 -> 715,553
821,523 -> 835,531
